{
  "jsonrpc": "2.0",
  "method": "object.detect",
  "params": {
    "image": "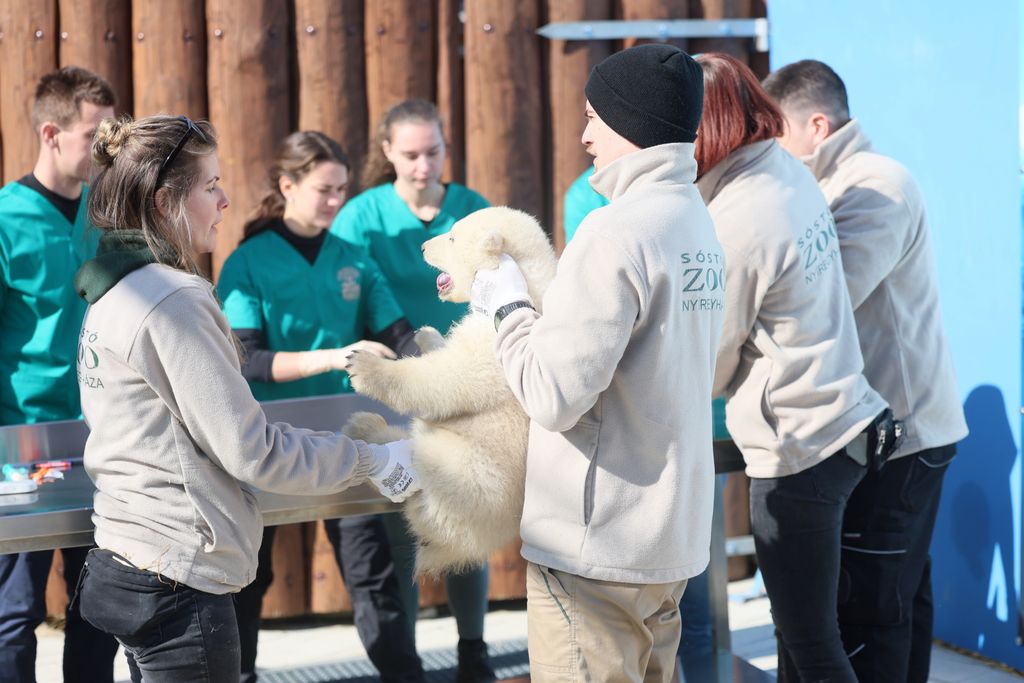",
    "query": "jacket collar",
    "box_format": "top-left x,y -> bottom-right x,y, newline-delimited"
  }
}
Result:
74,229 -> 175,304
696,139 -> 776,204
801,118 -> 872,182
589,143 -> 698,202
